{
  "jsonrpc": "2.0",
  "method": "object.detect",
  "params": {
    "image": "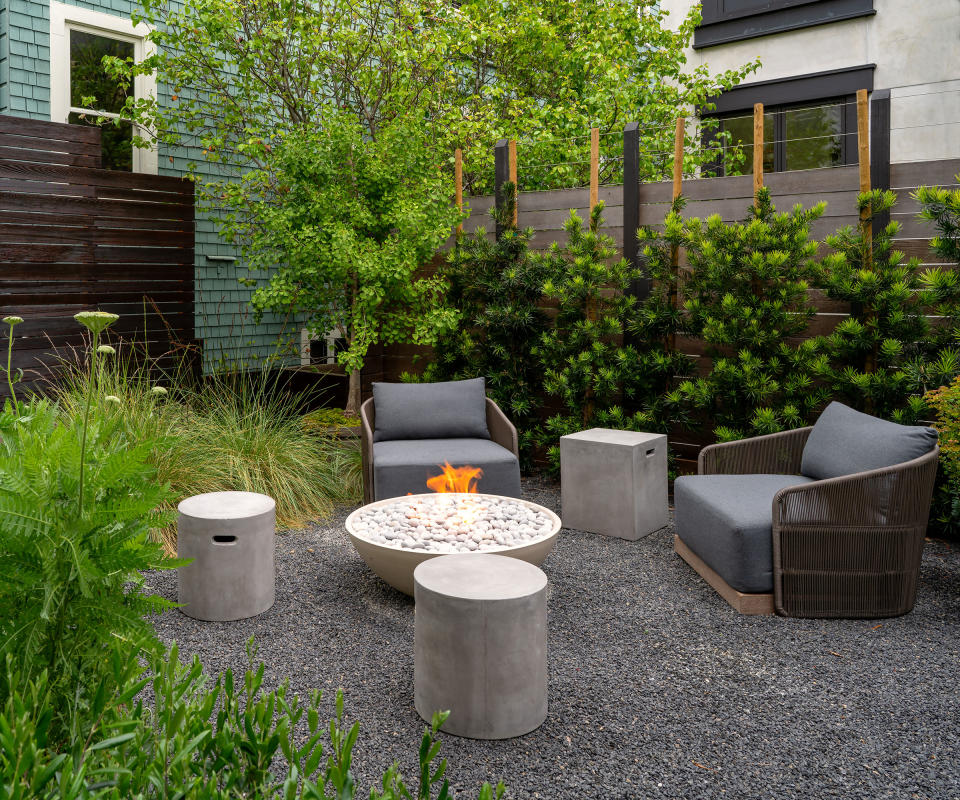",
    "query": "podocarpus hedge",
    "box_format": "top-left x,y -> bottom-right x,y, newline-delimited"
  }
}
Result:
427,182 -> 960,490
